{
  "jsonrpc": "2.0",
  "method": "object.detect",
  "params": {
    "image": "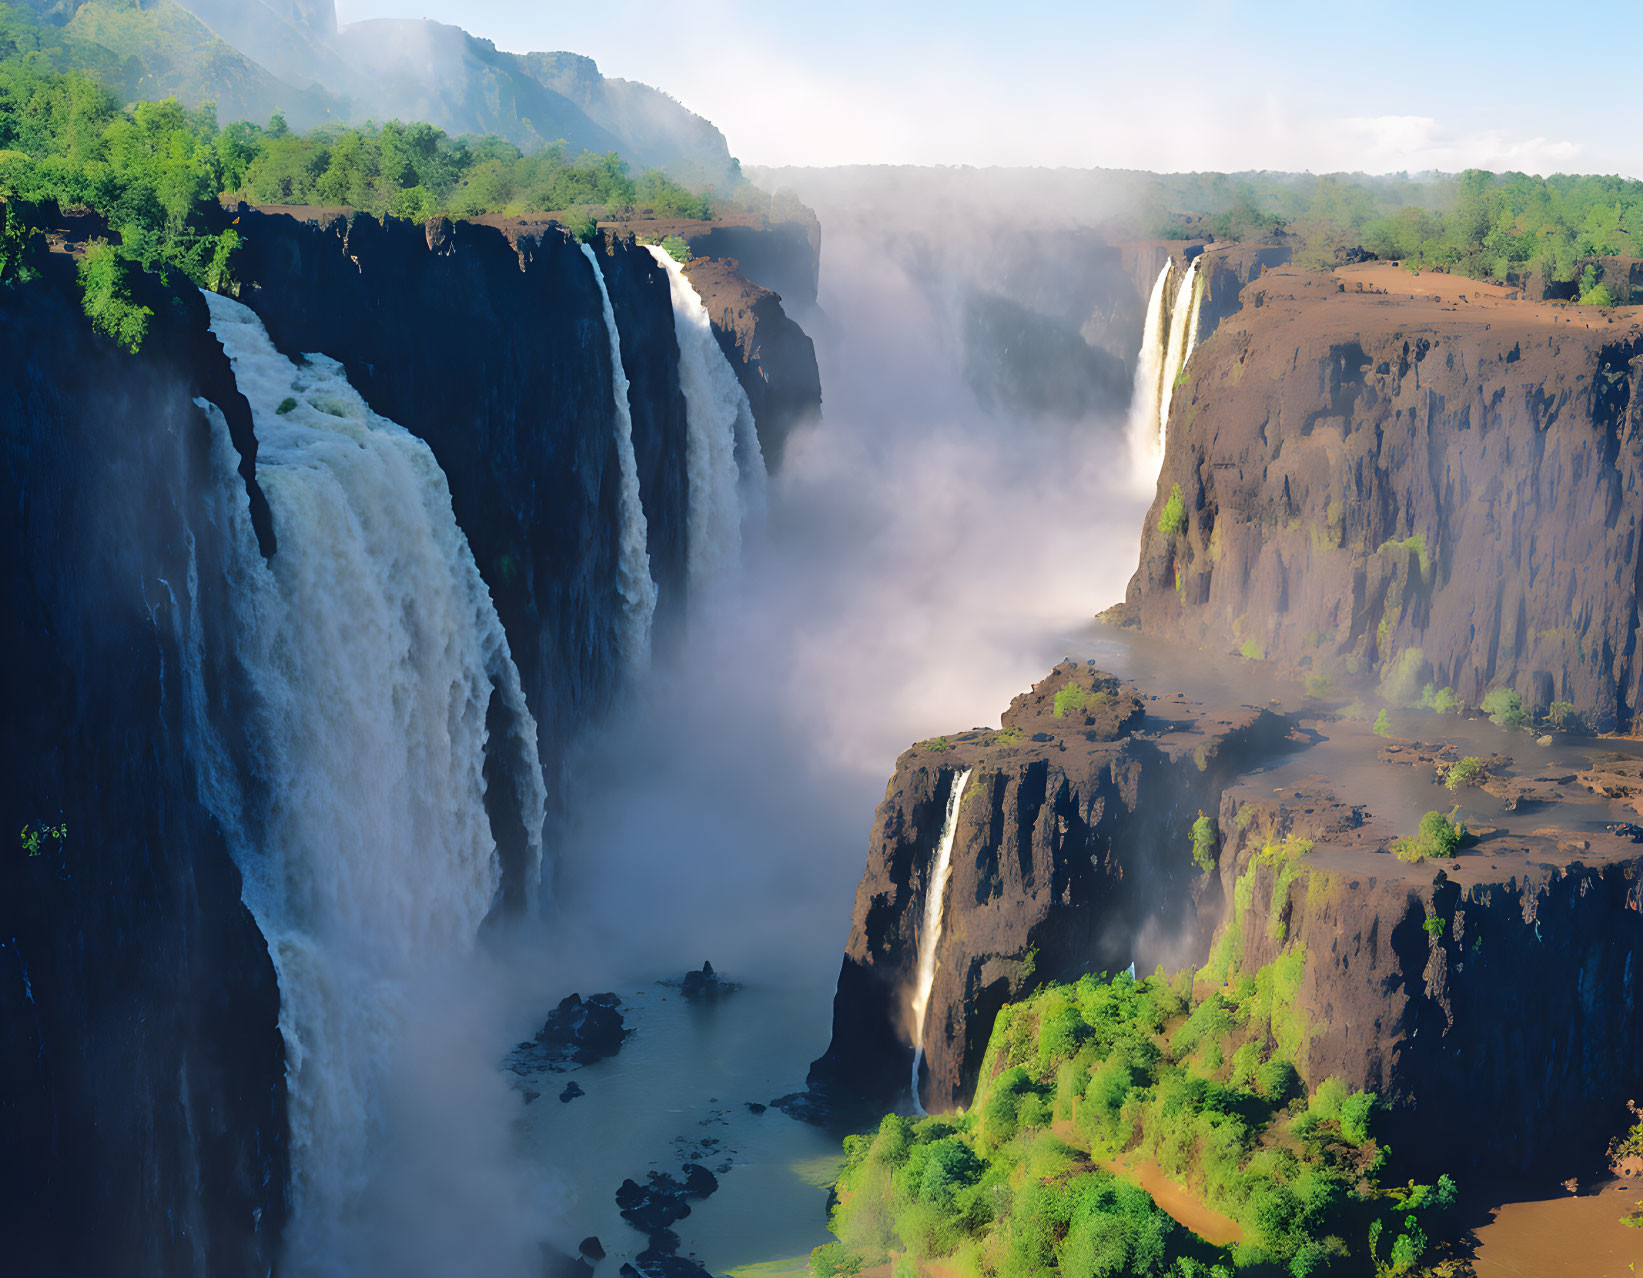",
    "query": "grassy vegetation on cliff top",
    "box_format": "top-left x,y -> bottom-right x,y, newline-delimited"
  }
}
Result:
0,0 -> 728,346
820,969 -> 1461,1278
1141,167 -> 1643,296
